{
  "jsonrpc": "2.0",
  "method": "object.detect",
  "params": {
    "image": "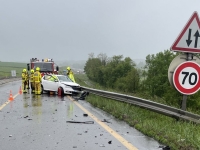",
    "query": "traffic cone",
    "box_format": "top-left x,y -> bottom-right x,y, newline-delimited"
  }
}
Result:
9,90 -> 14,101
19,86 -> 22,95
